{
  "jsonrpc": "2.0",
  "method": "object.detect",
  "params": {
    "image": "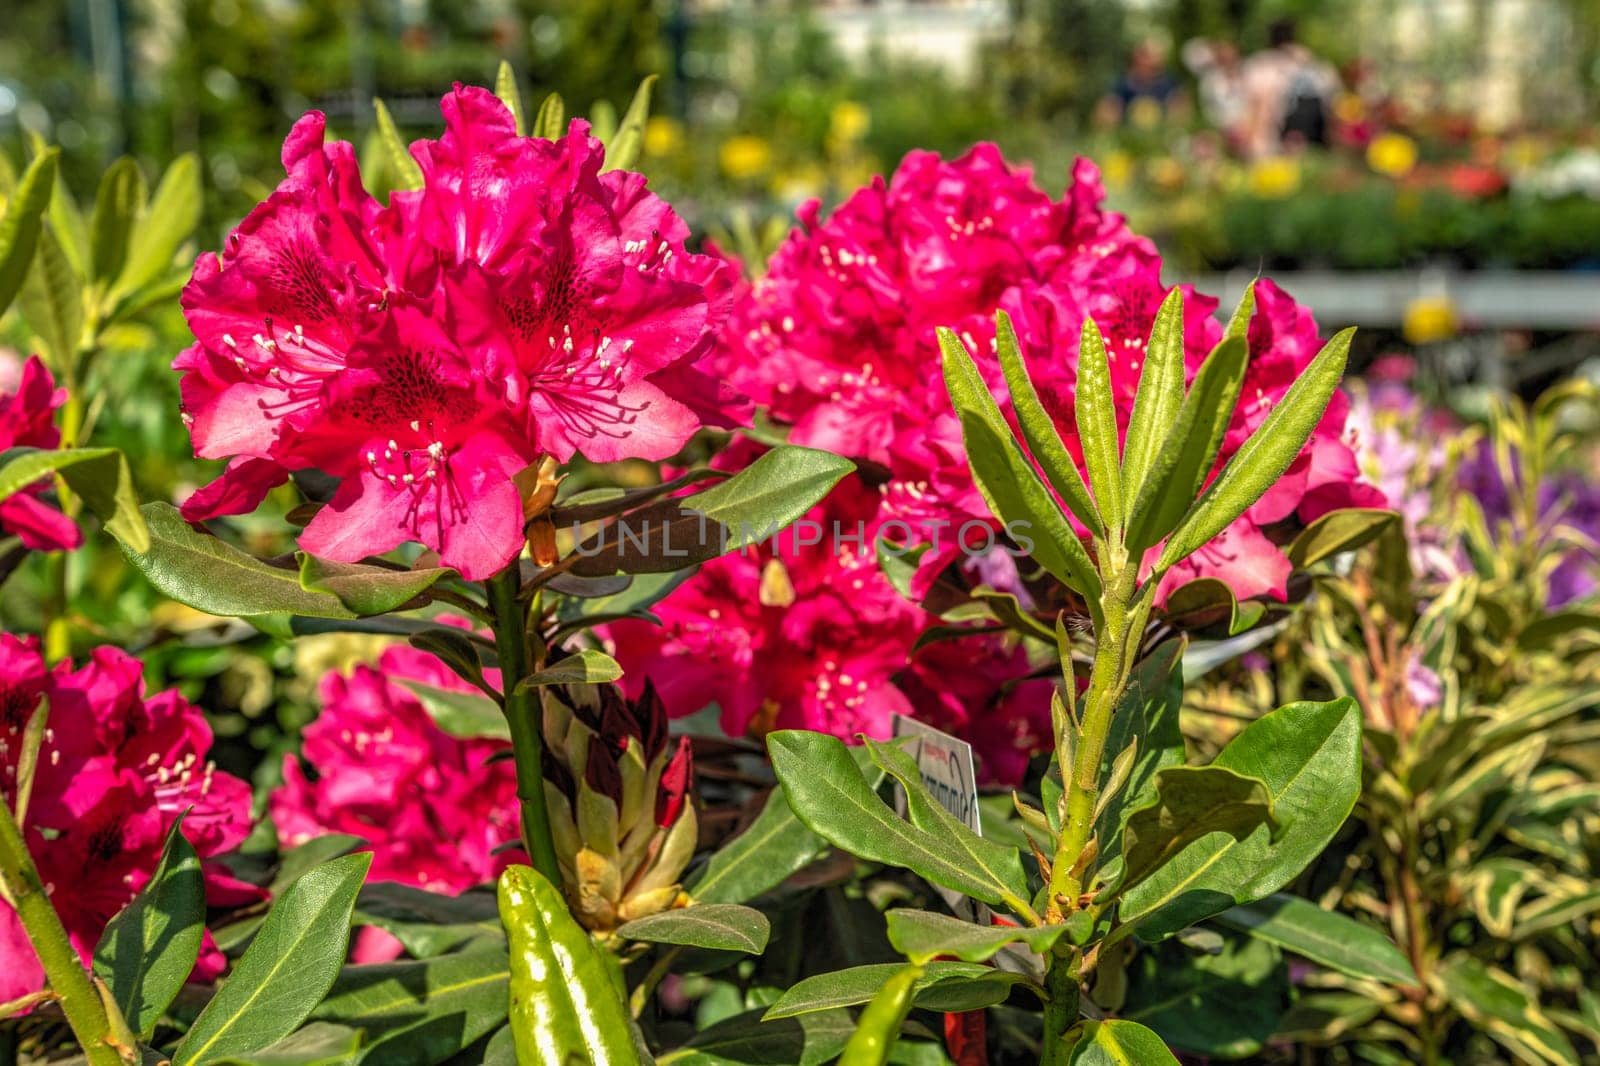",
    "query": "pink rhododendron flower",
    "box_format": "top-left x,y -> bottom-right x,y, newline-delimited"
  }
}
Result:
720,148 -> 1383,603
269,632 -> 524,896
0,636 -> 257,1003
0,357 -> 82,552
176,85 -> 740,580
